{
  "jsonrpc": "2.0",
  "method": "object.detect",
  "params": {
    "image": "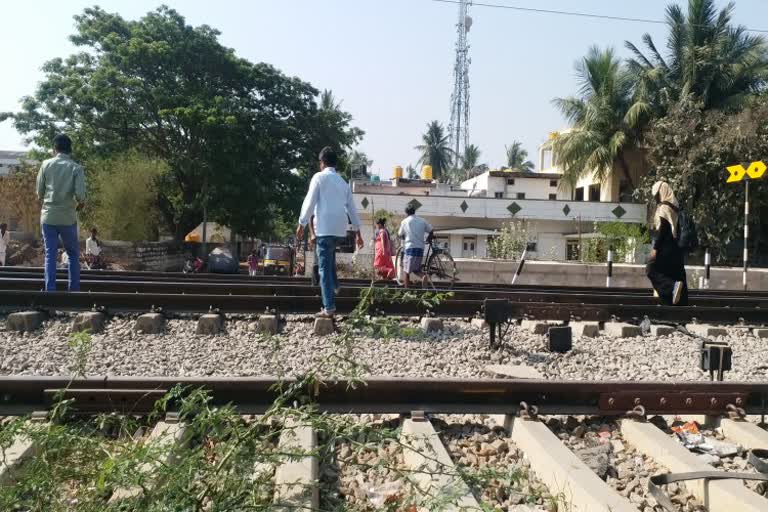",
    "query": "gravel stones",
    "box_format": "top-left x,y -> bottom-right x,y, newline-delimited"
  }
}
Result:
1,317 -> 767,384
434,415 -> 551,510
